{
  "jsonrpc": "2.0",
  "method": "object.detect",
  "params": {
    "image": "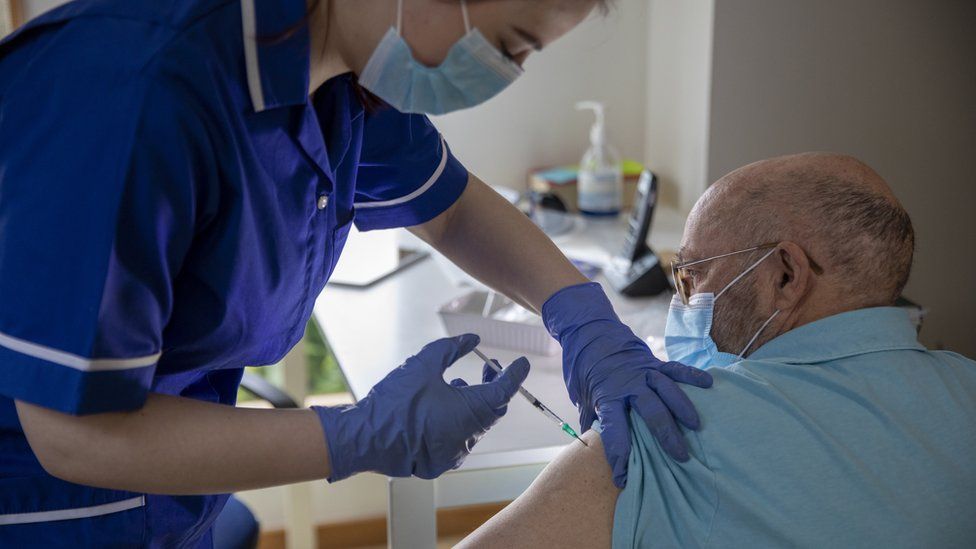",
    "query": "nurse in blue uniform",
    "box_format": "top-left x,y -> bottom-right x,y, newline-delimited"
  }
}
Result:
0,0 -> 713,545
